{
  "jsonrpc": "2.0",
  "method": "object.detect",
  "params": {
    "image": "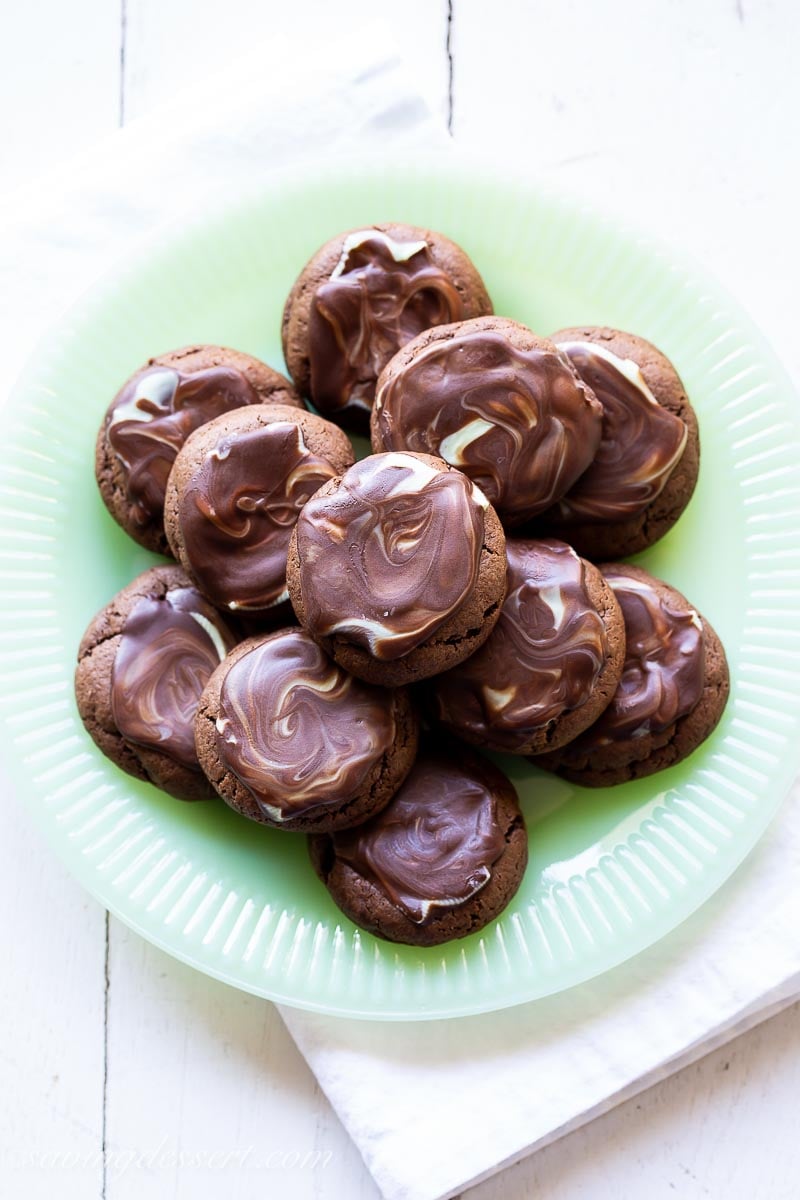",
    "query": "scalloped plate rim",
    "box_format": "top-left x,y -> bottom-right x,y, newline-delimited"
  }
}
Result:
2,149 -> 800,1020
